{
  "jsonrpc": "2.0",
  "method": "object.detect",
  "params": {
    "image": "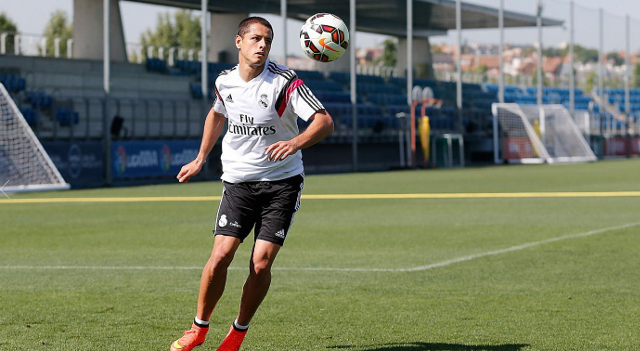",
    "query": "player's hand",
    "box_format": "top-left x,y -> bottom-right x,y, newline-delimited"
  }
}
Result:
265,140 -> 300,162
177,159 -> 204,183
